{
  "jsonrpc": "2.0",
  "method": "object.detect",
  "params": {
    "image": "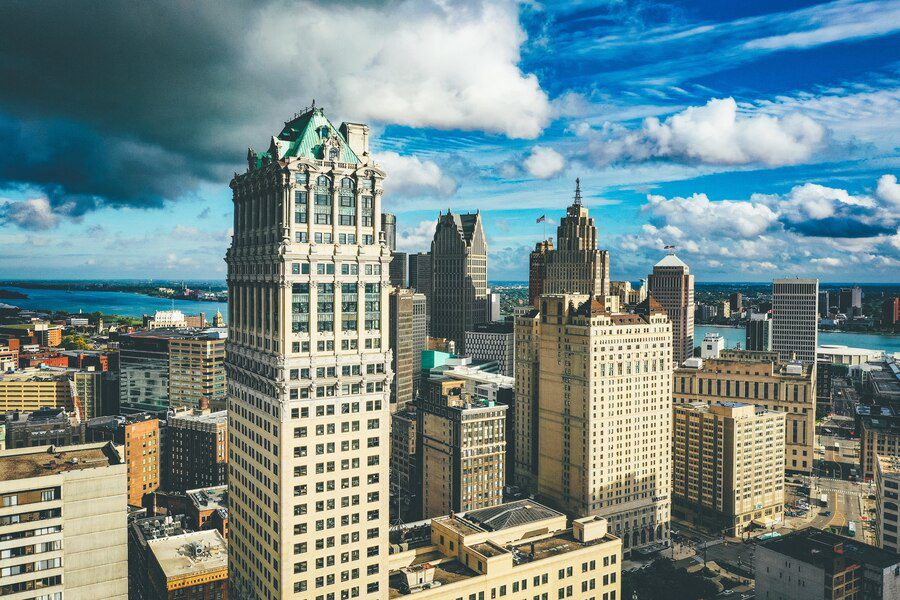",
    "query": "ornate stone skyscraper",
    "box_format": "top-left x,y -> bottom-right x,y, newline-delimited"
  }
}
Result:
541,179 -> 610,298
648,253 -> 695,365
430,211 -> 487,352
226,106 -> 391,599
